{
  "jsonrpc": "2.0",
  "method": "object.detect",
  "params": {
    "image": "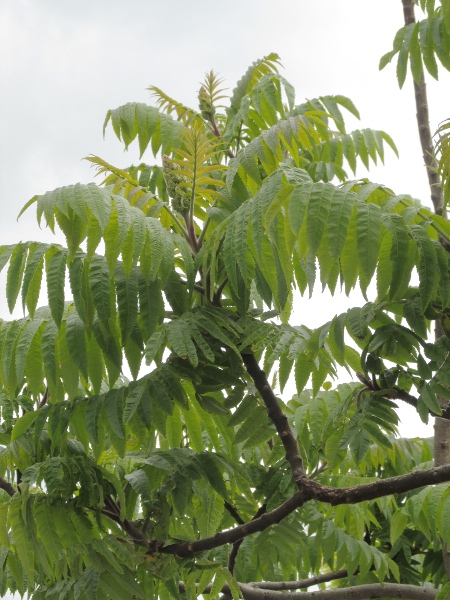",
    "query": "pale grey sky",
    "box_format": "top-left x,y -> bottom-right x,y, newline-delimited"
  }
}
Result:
0,1 -> 447,535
